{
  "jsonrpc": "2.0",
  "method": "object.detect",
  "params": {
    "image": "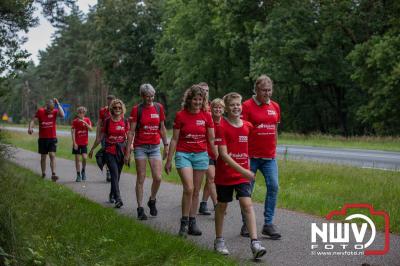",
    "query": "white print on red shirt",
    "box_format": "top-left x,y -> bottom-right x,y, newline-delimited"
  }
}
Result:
238,136 -> 248,142
41,121 -> 54,128
267,110 -> 277,116
196,120 -> 205,126
150,114 -> 159,119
